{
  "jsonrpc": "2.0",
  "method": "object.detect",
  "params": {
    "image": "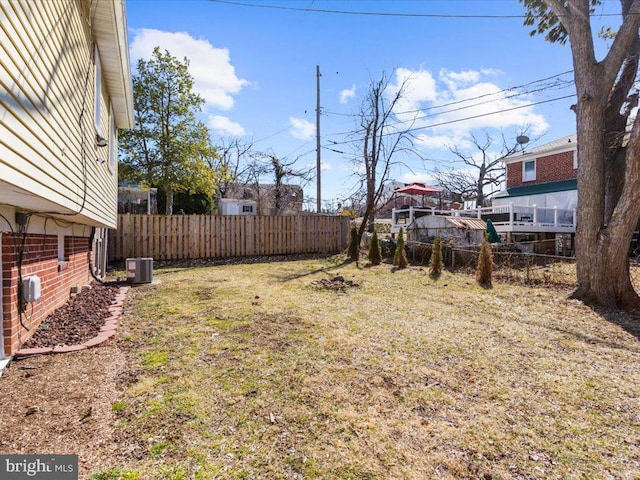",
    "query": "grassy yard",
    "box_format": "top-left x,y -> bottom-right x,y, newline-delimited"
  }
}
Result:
97,256 -> 640,479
